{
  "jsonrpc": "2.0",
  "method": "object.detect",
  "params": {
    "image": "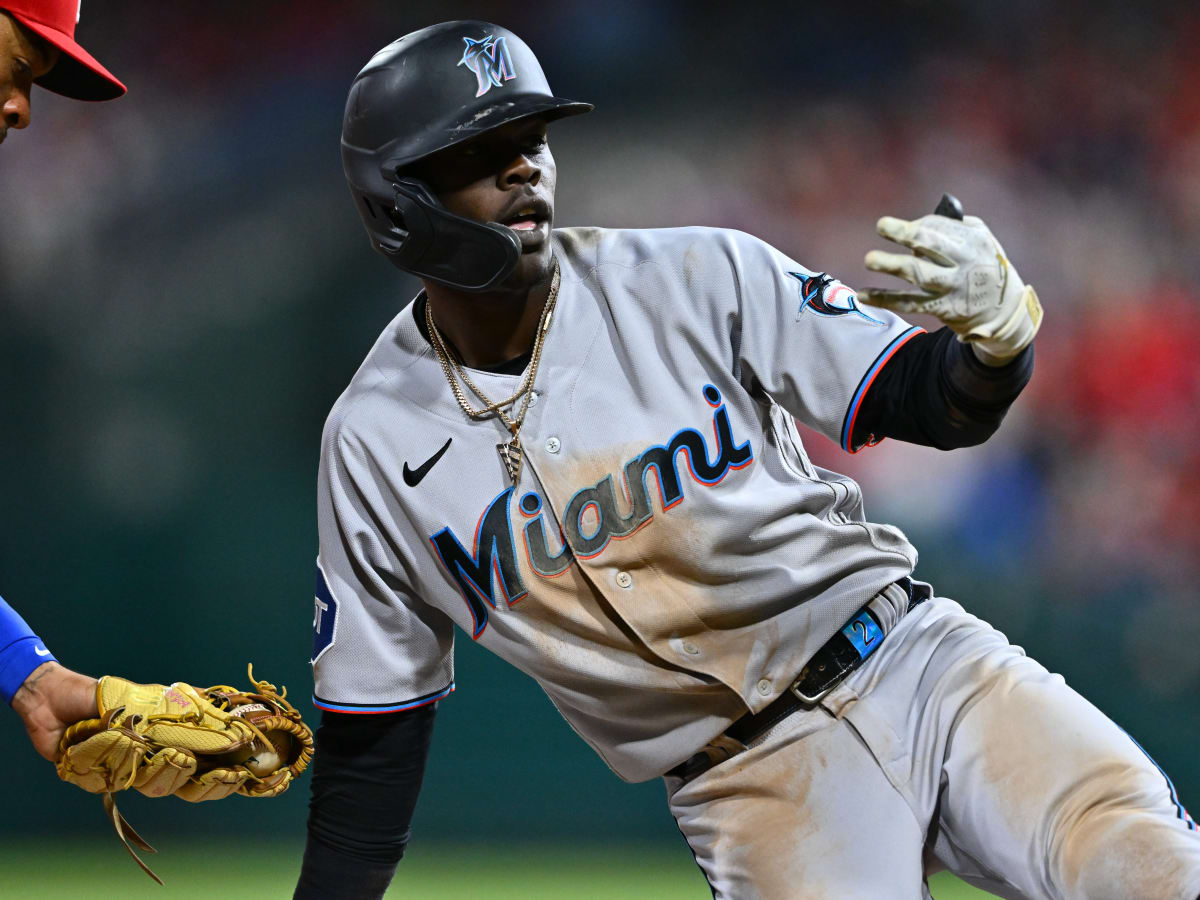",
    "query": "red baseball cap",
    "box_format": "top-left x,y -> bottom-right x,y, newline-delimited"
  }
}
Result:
2,0 -> 125,100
